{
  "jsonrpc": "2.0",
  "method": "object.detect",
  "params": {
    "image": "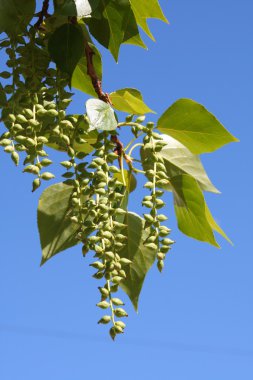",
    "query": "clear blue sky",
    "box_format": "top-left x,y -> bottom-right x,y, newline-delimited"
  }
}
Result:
0,1 -> 252,379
